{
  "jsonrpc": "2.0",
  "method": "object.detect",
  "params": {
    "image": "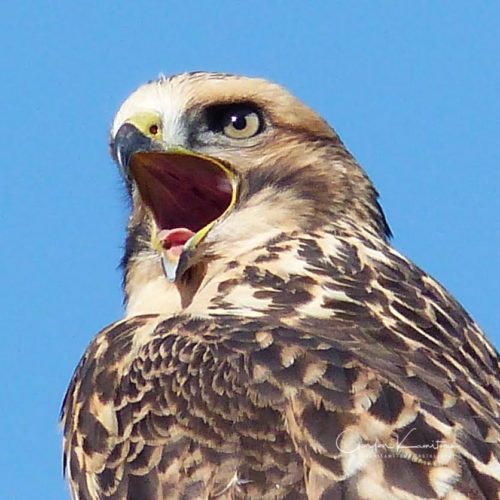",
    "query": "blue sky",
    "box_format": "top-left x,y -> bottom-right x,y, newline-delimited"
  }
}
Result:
1,2 -> 498,498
